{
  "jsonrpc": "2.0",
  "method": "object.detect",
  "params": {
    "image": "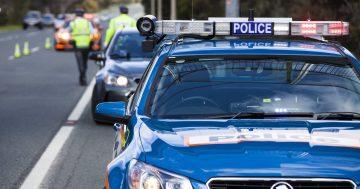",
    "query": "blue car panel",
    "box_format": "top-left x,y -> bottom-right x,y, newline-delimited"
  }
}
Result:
170,40 -> 344,58
139,119 -> 360,182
